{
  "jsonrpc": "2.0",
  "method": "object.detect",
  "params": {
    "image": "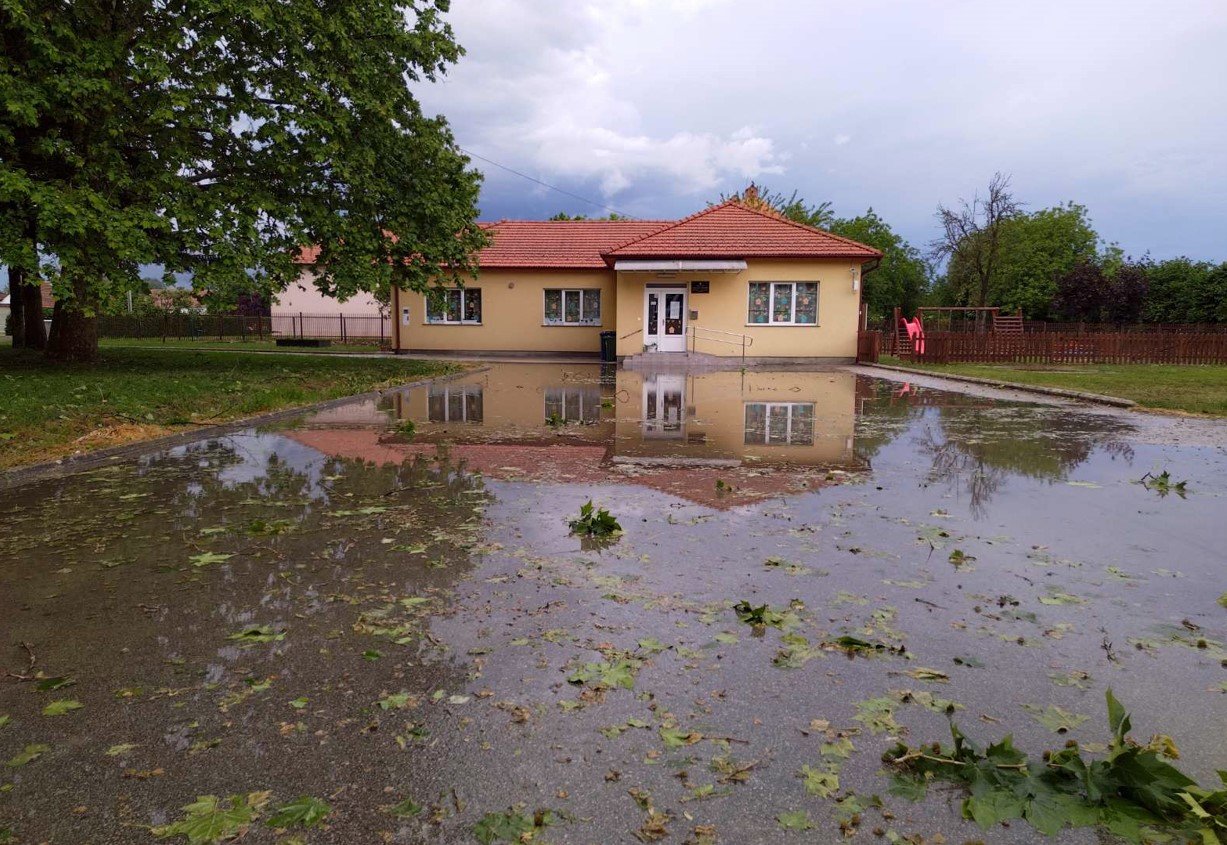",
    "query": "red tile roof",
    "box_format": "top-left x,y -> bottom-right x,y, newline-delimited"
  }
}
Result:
294,201 -> 881,269
477,220 -> 665,269
0,282 -> 54,308
604,200 -> 881,261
